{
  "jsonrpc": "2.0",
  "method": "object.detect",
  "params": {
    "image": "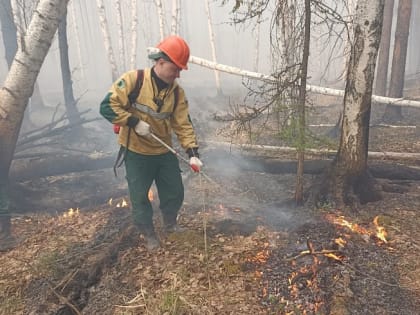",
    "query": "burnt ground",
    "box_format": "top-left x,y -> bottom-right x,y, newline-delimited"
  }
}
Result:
1,97 -> 420,314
